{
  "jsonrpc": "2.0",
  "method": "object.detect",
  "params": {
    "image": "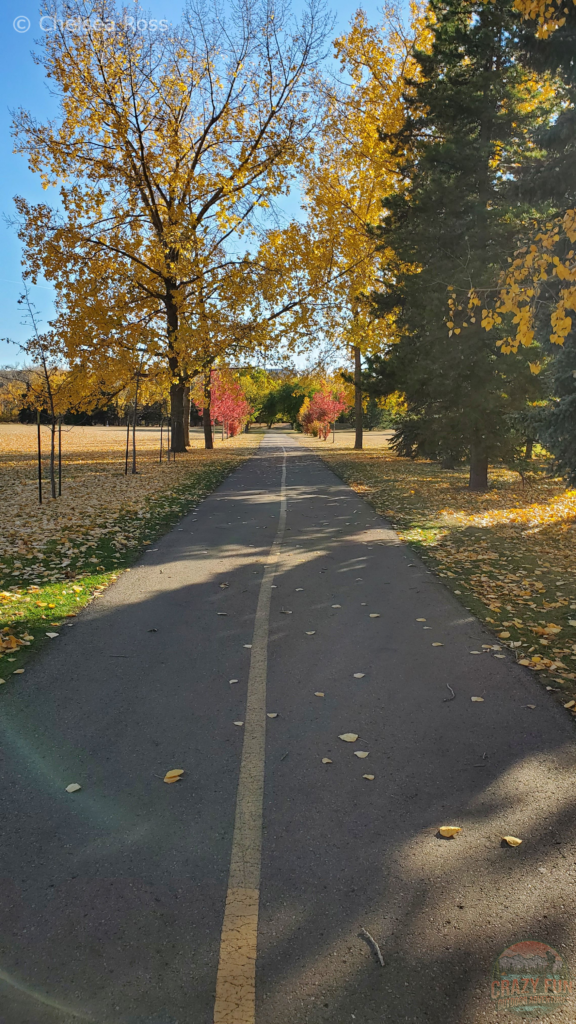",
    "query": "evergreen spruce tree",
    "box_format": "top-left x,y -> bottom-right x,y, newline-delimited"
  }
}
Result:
364,396 -> 387,430
514,11 -> 576,478
371,0 -> 550,487
536,338 -> 576,482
